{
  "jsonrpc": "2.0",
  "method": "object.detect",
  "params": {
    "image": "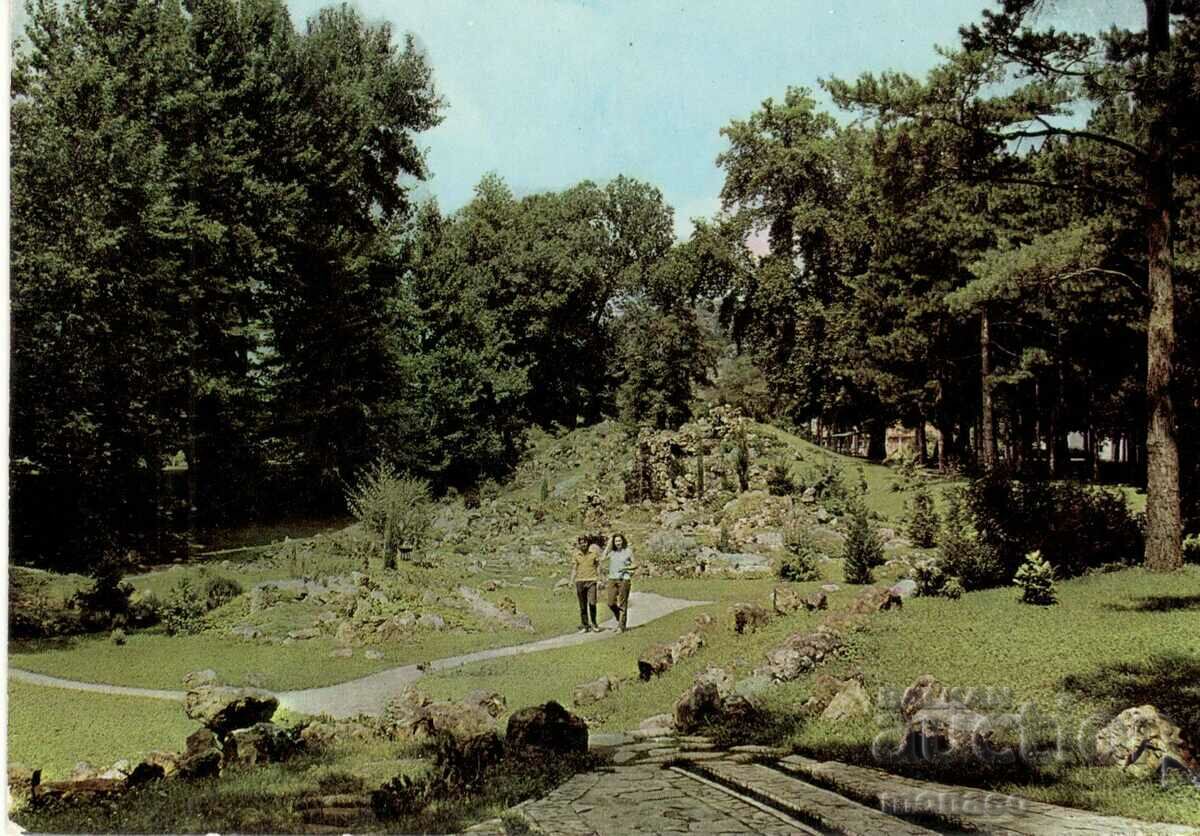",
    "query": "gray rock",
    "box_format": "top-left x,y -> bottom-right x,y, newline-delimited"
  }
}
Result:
182,672 -> 277,735
905,706 -> 995,760
178,728 -> 222,779
820,680 -> 873,722
463,689 -> 508,719
674,680 -> 722,734
364,649 -> 384,660
730,602 -> 771,634
901,674 -> 949,721
1096,705 -> 1198,779
286,628 -> 320,641
222,722 -> 295,767
334,620 -> 356,645
417,613 -> 447,631
229,624 -> 264,641
889,579 -> 919,600
458,586 -> 534,632
572,675 -> 617,707
330,647 -> 353,658
506,701 -> 588,754
754,531 -> 785,549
